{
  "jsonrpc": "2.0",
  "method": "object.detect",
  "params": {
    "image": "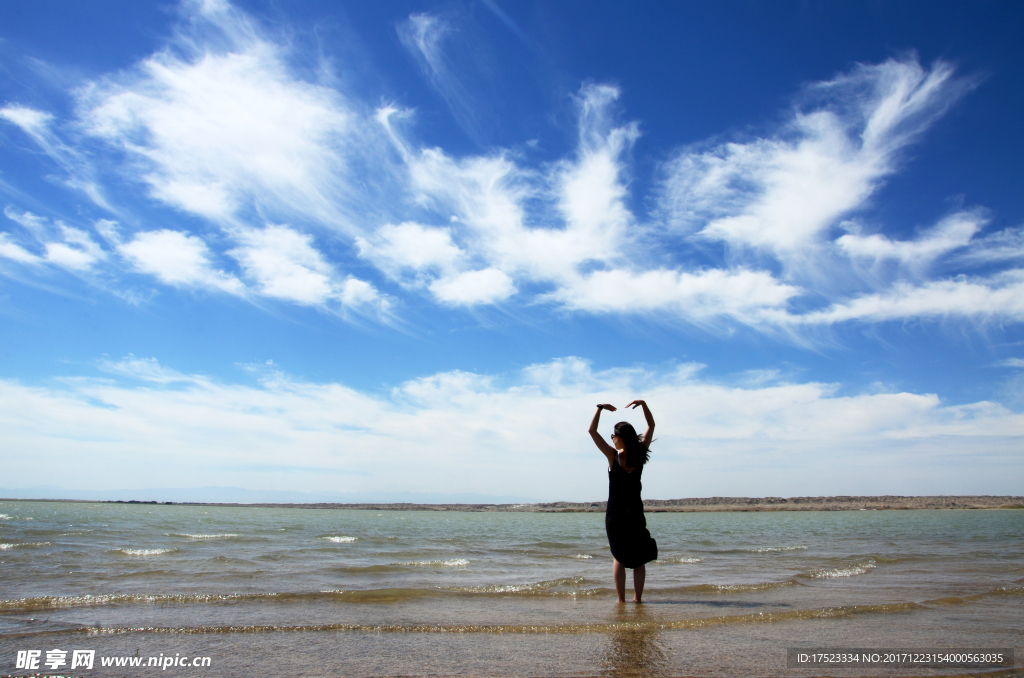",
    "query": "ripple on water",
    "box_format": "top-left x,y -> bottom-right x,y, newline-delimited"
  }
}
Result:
112,548 -> 178,556
397,558 -> 469,567
806,559 -> 877,578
